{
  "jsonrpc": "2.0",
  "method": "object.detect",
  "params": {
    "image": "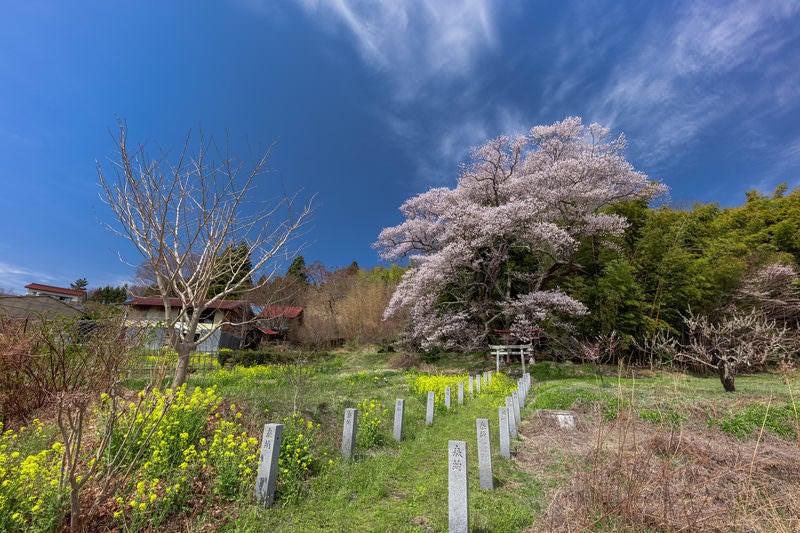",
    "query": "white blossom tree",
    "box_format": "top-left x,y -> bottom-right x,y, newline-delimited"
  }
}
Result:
674,309 -> 792,392
376,117 -> 666,350
99,121 -> 311,387
735,263 -> 800,324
